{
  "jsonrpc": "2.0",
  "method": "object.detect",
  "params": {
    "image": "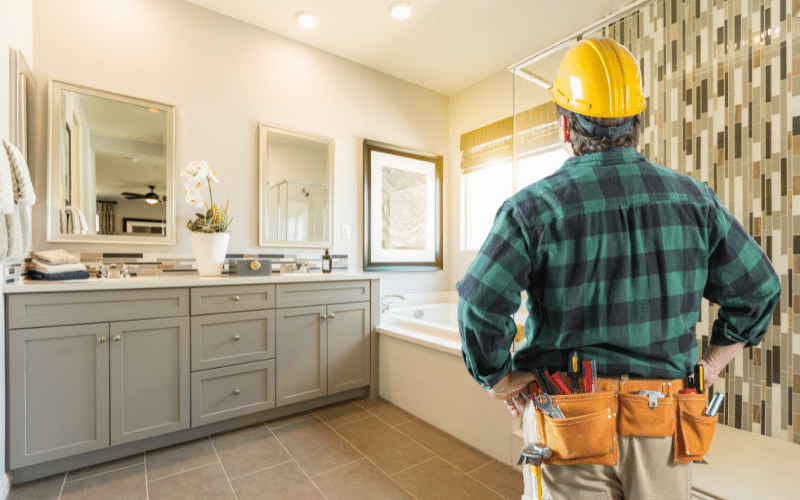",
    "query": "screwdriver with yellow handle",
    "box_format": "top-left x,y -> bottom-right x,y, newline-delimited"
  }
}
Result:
517,443 -> 552,500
